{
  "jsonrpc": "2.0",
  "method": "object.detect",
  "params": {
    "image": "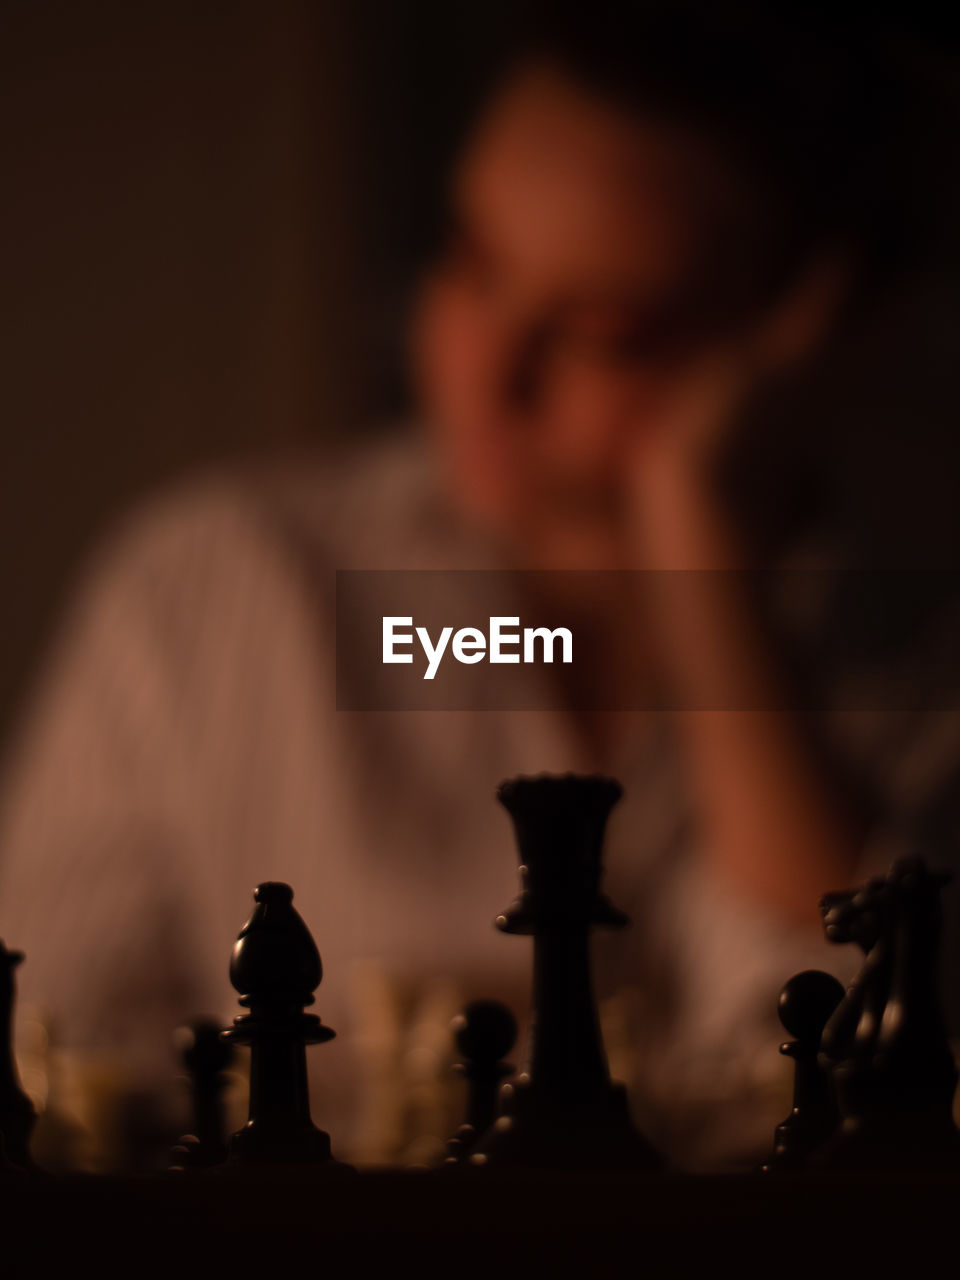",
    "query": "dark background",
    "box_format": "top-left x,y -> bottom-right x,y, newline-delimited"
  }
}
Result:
1,0 -> 958,746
